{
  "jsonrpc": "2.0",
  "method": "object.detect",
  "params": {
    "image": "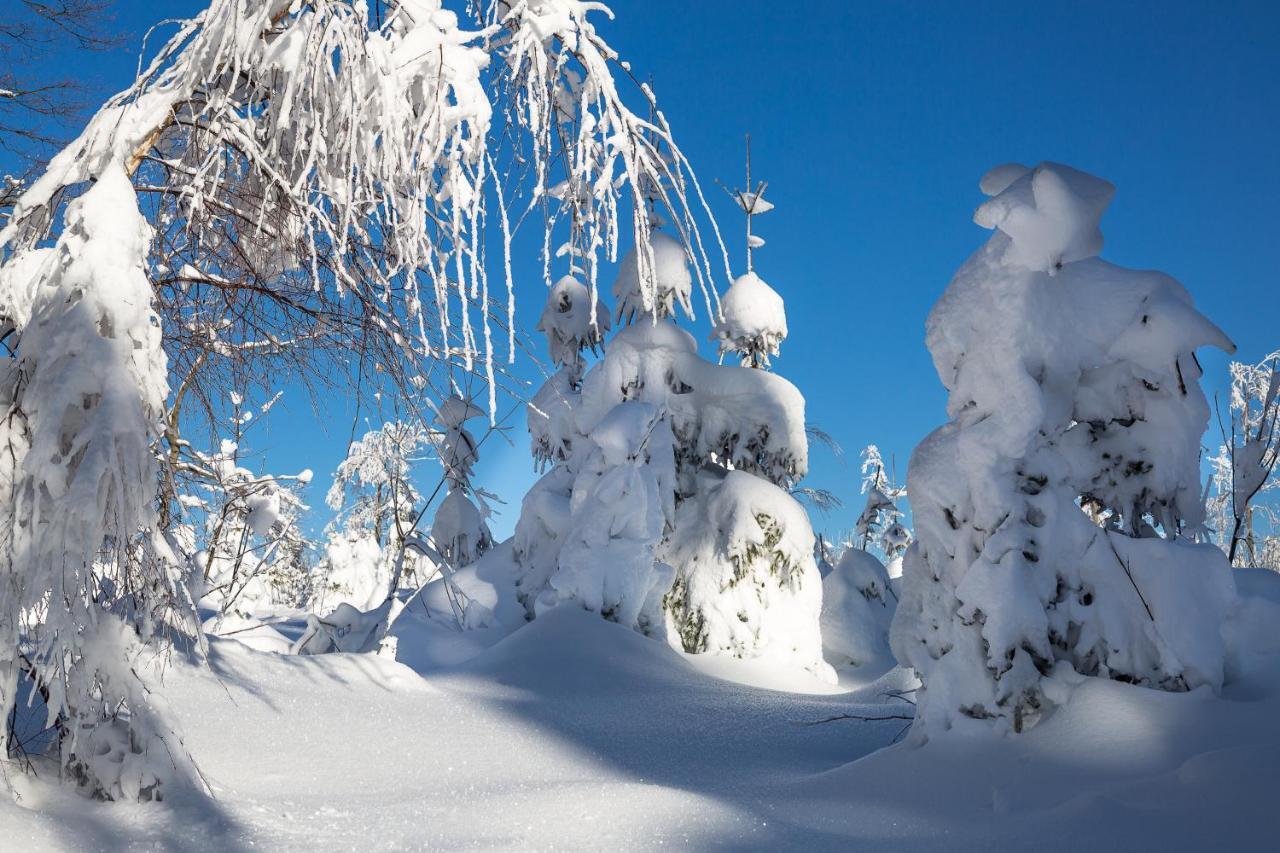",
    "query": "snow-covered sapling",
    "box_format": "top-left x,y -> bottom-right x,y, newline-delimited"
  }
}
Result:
320,421 -> 429,610
1207,351 -> 1279,567
429,394 -> 494,572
